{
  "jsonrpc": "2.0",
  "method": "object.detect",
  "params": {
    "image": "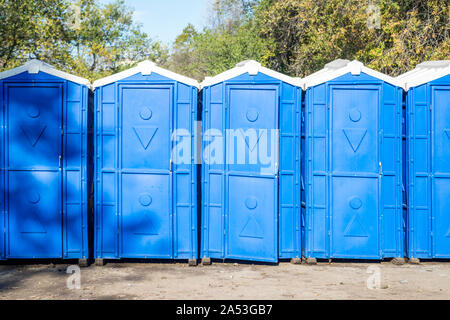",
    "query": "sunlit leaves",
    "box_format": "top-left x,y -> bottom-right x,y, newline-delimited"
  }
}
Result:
0,0 -> 168,81
258,0 -> 450,76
